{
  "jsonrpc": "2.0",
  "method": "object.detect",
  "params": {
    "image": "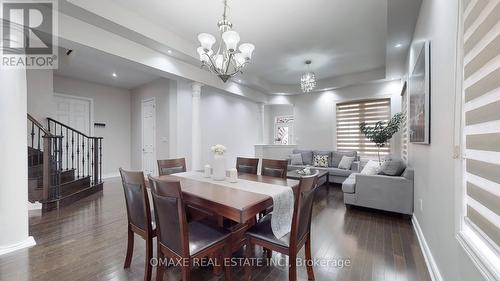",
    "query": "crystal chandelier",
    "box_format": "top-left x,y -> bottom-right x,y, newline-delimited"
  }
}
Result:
196,0 -> 255,83
300,60 -> 316,93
